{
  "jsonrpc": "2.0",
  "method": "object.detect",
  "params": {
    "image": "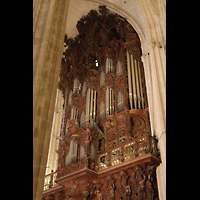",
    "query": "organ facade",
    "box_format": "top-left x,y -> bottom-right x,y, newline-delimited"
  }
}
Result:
43,6 -> 160,200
